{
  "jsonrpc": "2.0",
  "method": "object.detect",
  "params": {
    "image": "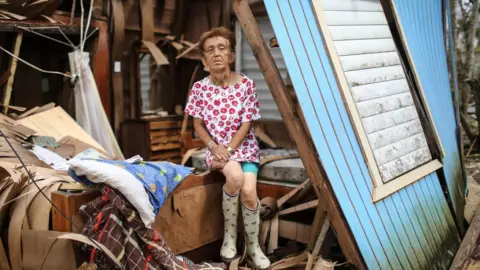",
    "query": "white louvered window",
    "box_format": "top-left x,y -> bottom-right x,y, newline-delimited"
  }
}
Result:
314,0 -> 444,201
